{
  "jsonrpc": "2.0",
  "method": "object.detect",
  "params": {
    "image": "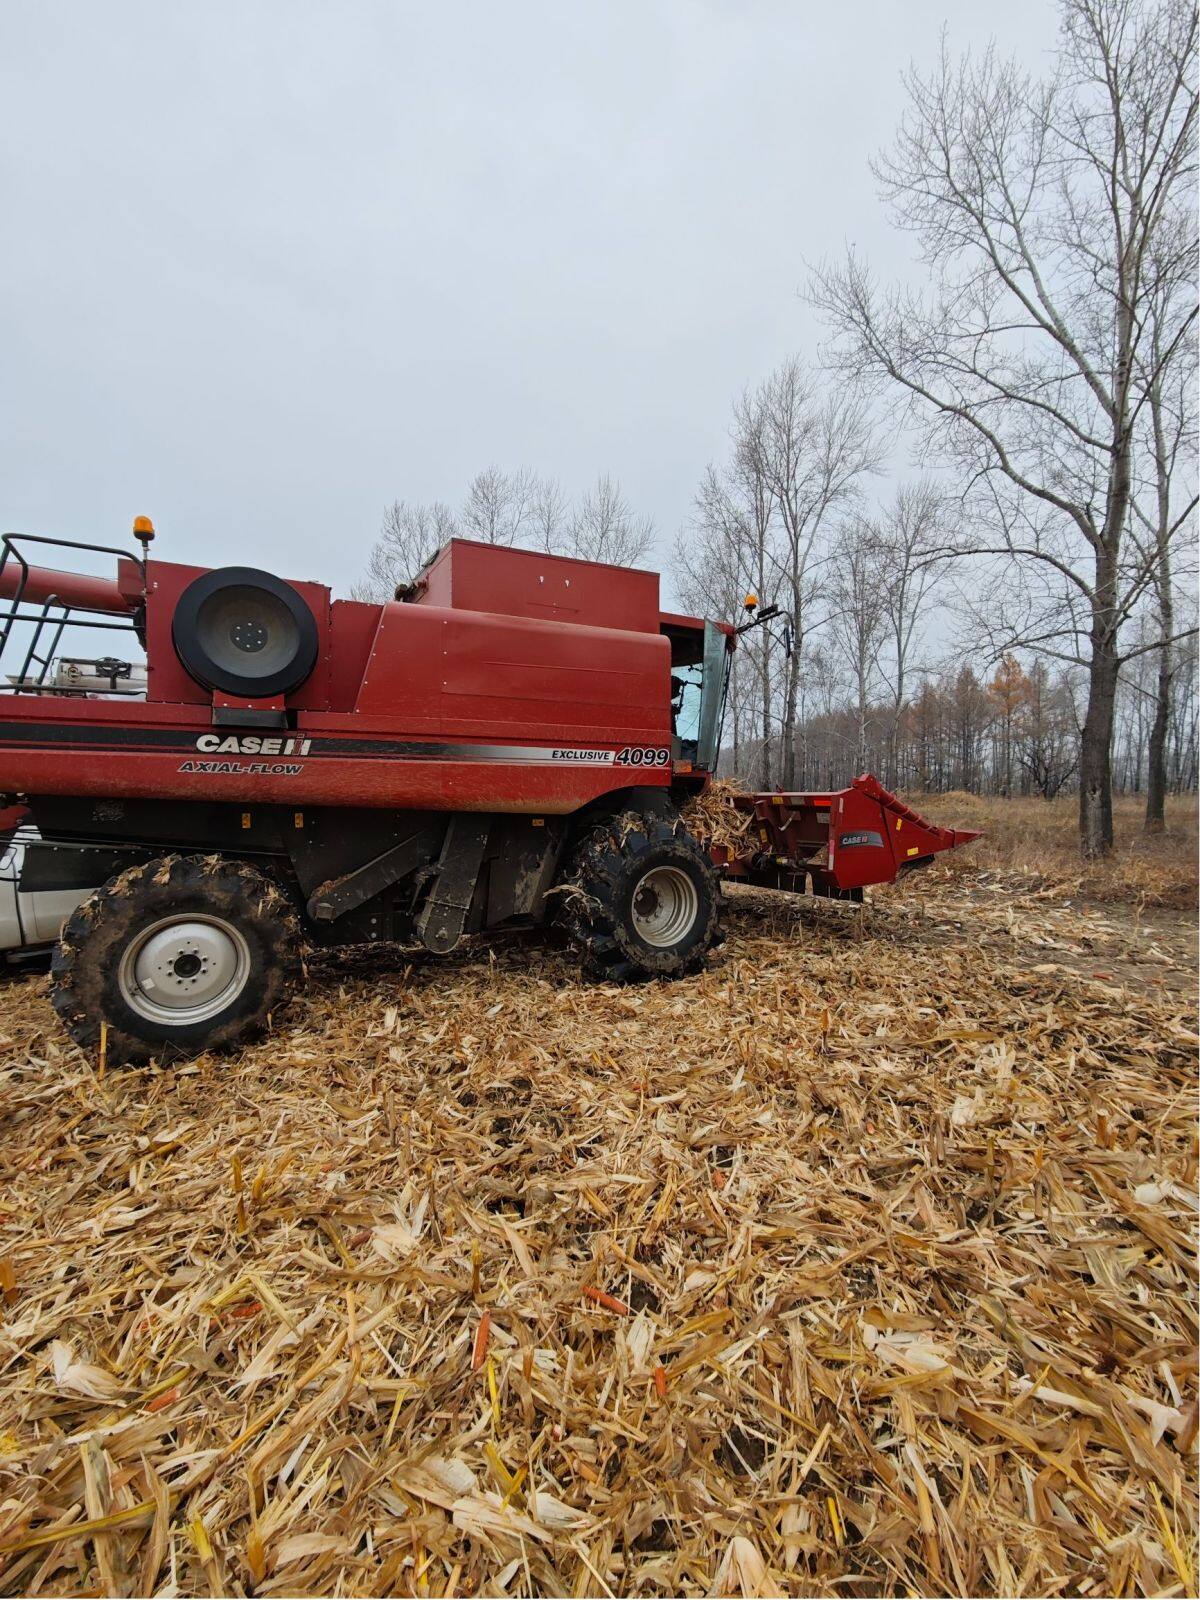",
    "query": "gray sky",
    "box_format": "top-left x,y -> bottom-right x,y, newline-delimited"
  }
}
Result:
1,0 -> 1054,601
